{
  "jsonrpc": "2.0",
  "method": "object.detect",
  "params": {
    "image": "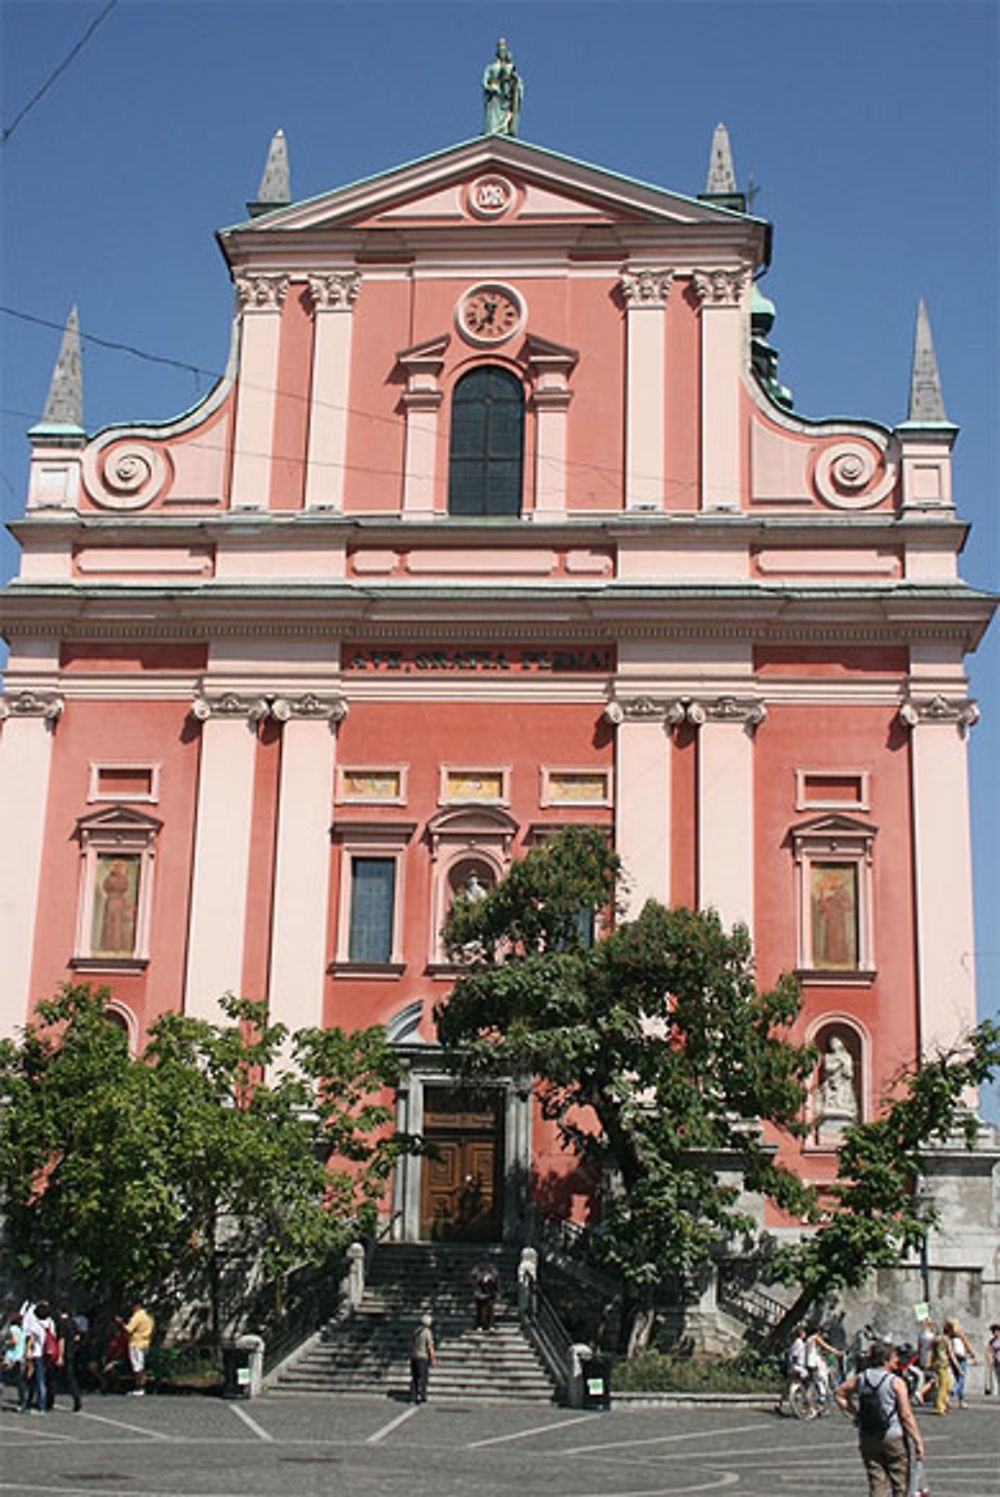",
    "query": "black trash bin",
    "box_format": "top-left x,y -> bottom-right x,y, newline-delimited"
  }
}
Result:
580,1355 -> 612,1410
222,1343 -> 252,1400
